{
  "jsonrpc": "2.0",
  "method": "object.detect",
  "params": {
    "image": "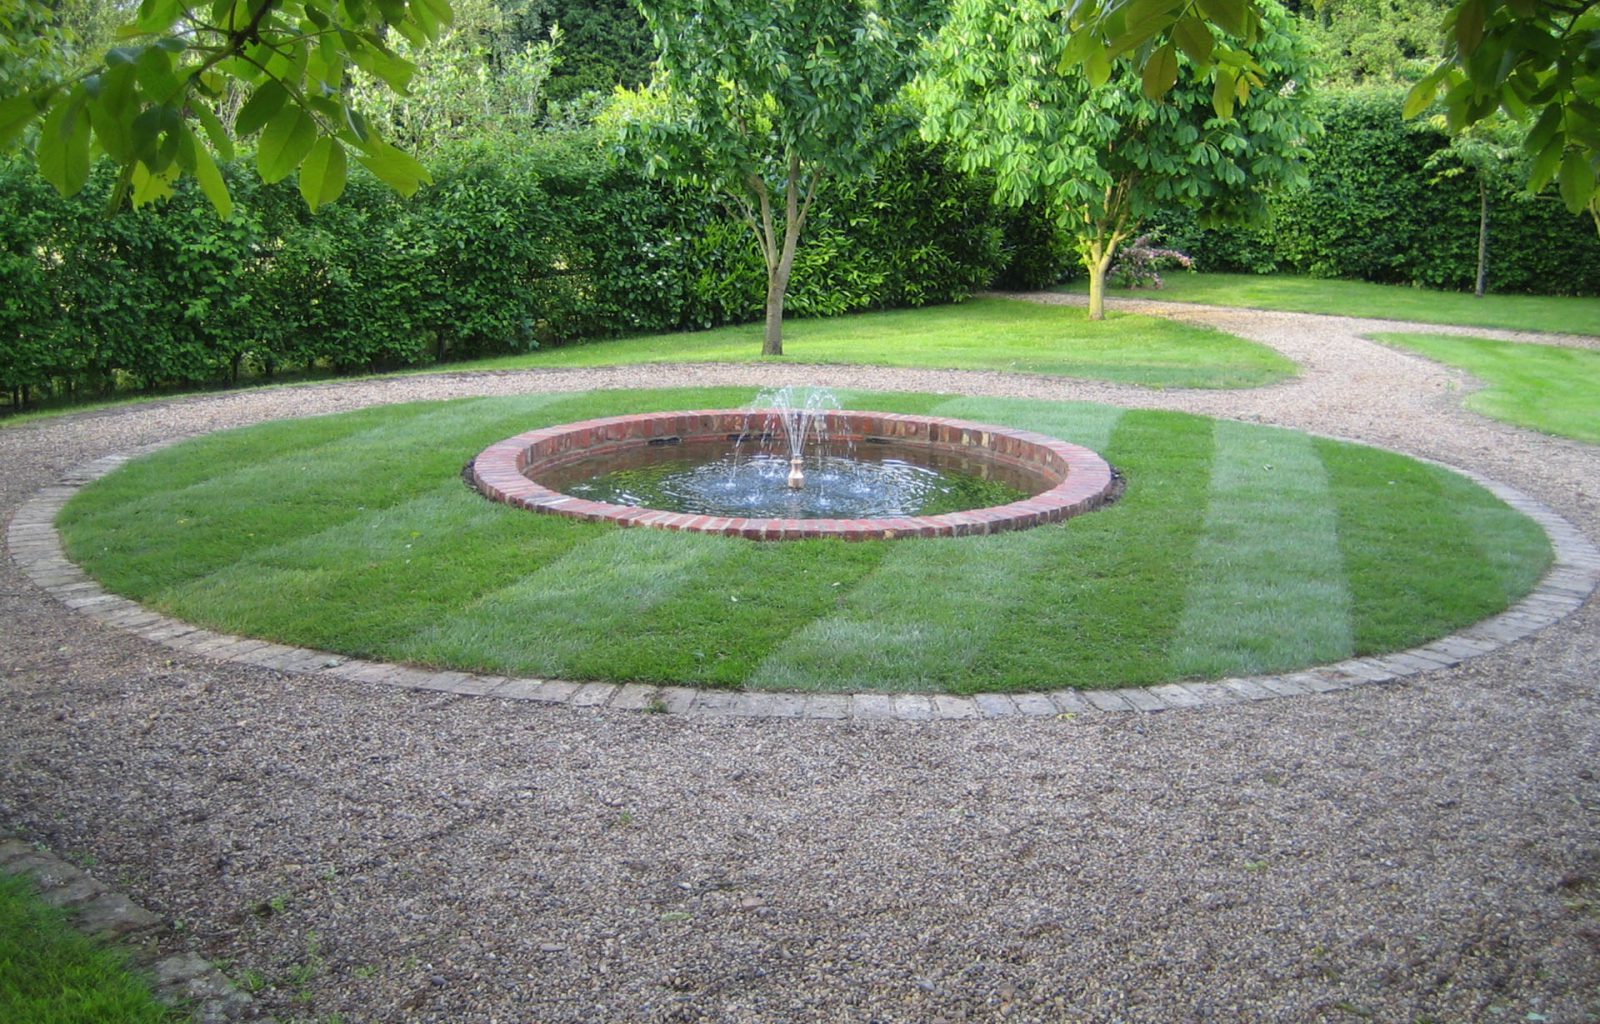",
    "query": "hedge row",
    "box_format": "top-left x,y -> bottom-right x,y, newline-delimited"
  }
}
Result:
1166,89 -> 1600,293
0,135 -> 1011,404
